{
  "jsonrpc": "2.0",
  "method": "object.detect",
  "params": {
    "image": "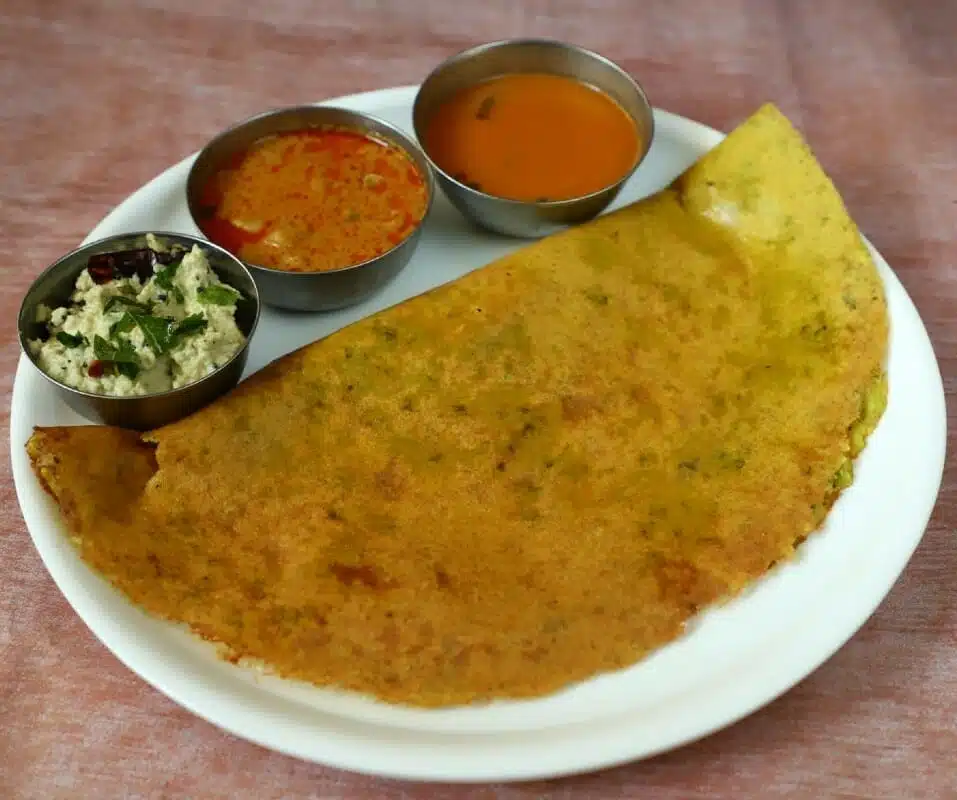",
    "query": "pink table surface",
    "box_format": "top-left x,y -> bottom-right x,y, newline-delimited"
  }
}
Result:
2,1 -> 955,797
